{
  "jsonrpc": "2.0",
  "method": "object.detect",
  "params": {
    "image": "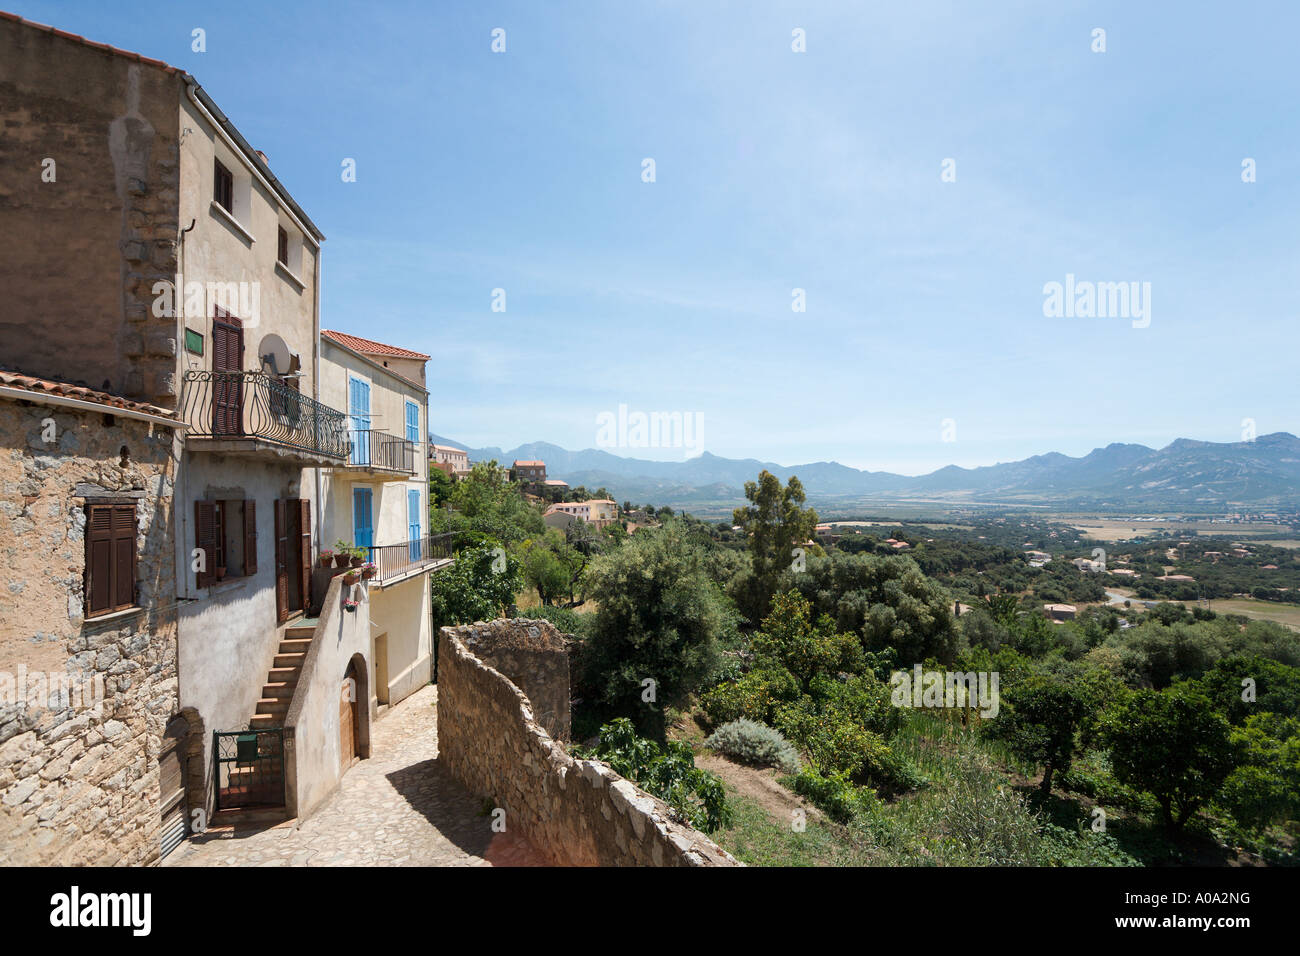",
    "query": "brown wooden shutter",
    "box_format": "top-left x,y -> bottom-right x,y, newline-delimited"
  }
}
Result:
111,504 -> 136,611
298,499 -> 312,612
243,500 -> 258,575
85,504 -> 113,614
195,501 -> 217,588
274,500 -> 288,623
211,314 -> 244,437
